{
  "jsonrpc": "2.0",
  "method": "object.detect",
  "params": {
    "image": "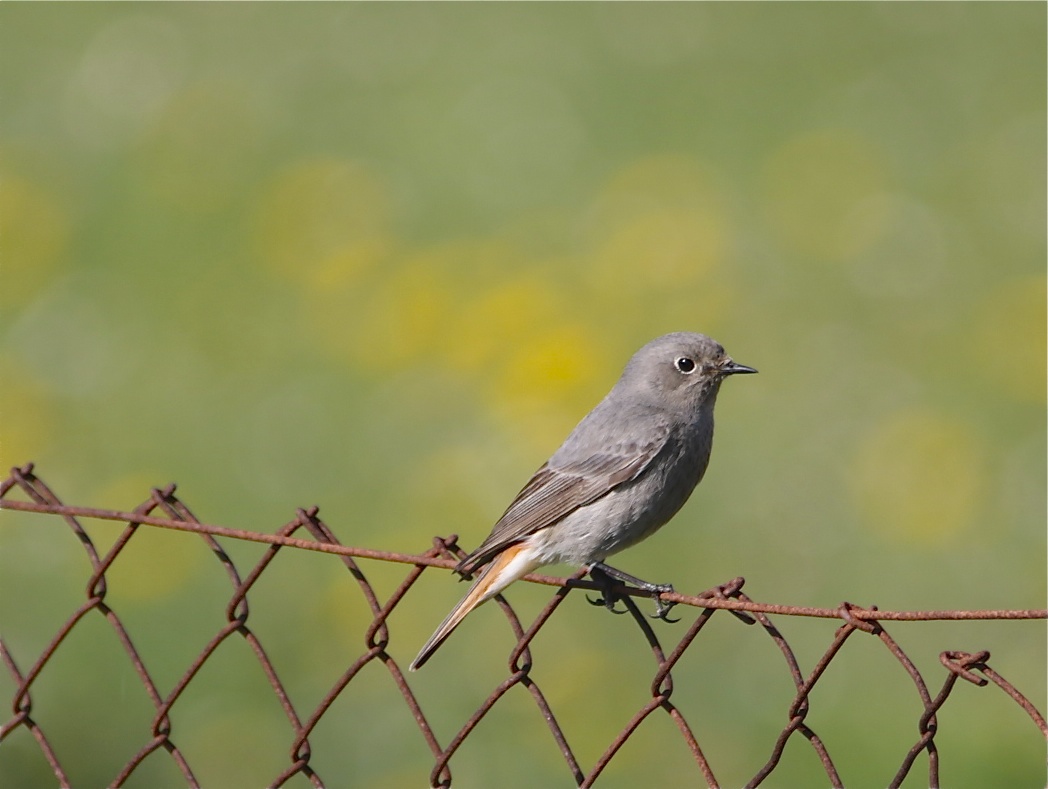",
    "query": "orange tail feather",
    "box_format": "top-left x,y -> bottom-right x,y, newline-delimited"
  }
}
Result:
409,543 -> 540,671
